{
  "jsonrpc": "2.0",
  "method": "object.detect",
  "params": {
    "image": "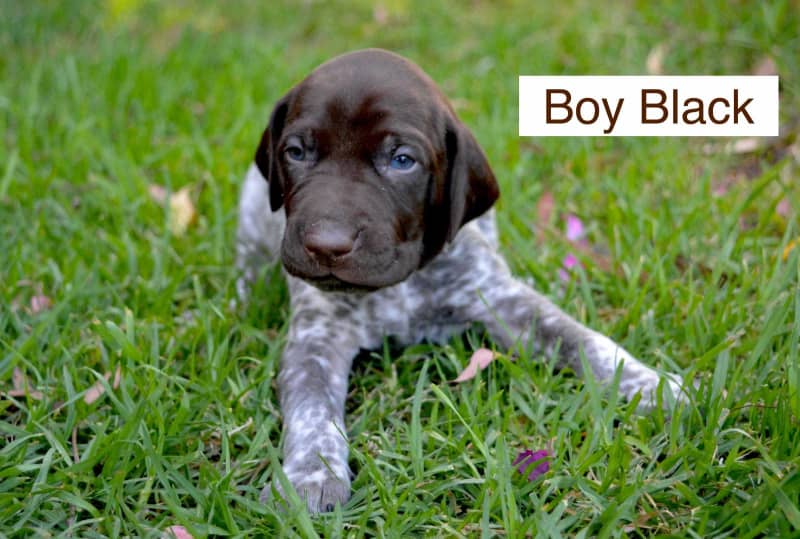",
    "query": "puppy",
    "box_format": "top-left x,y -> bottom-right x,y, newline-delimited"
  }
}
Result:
236,49 -> 685,512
